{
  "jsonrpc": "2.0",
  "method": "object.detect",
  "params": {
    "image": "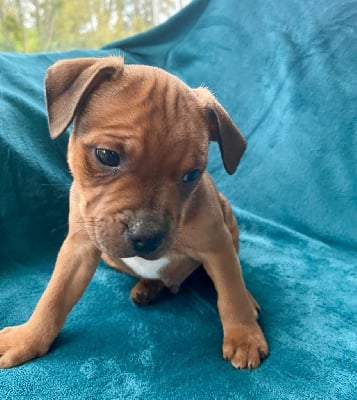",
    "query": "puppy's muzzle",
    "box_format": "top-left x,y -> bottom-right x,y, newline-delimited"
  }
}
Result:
124,212 -> 170,259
